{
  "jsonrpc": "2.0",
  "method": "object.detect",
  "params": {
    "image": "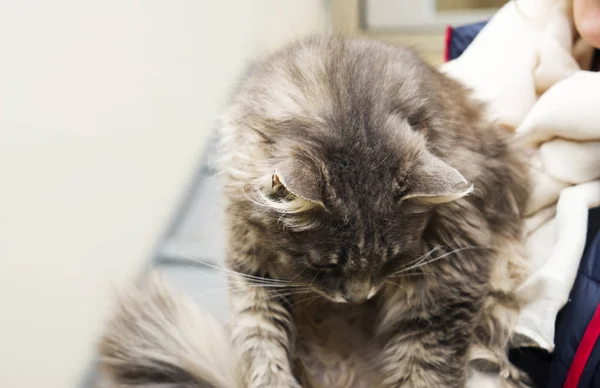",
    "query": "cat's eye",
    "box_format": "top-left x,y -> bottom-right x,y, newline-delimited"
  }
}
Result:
408,120 -> 428,133
310,262 -> 337,270
407,109 -> 429,133
307,258 -> 338,270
